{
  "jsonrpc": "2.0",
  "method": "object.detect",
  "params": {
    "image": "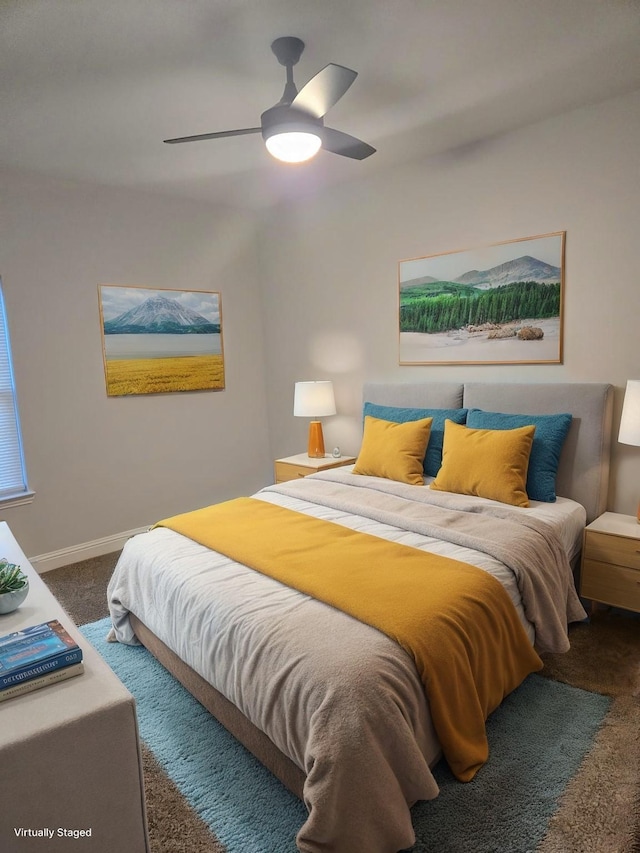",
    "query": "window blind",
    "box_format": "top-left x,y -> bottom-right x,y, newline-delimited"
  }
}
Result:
0,280 -> 29,501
